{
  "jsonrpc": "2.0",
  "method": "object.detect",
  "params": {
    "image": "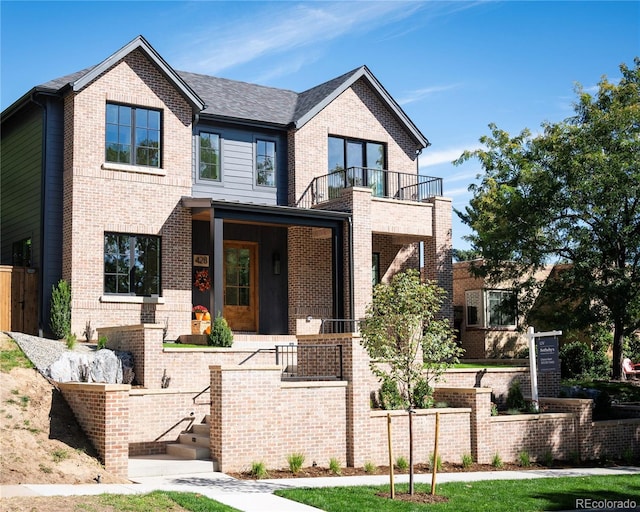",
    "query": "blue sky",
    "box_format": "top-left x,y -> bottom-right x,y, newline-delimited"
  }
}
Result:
2,1 -> 638,250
